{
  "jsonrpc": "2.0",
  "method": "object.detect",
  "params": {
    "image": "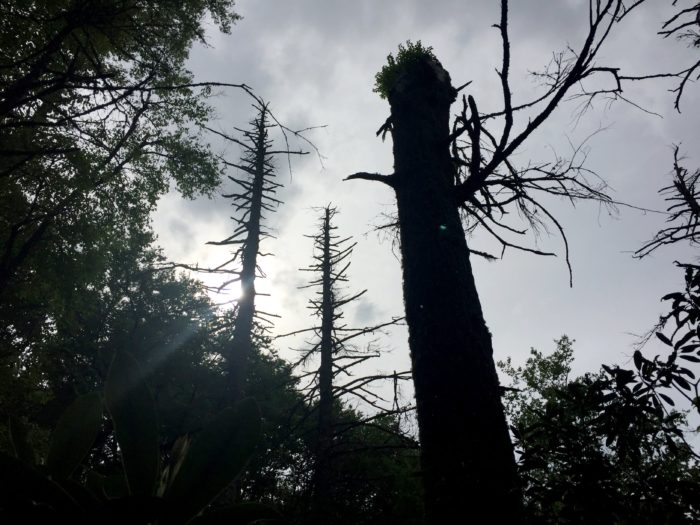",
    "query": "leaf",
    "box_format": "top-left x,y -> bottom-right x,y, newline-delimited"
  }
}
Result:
188,503 -> 284,525
661,292 -> 684,302
672,374 -> 692,391
678,367 -> 696,379
105,351 -> 160,497
616,369 -> 635,386
680,354 -> 700,363
164,399 -> 261,524
632,350 -> 643,371
8,415 -> 34,465
655,332 -> 673,346
632,382 -> 648,396
46,392 -> 103,479
674,329 -> 695,349
159,435 -> 192,496
658,393 -> 675,406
